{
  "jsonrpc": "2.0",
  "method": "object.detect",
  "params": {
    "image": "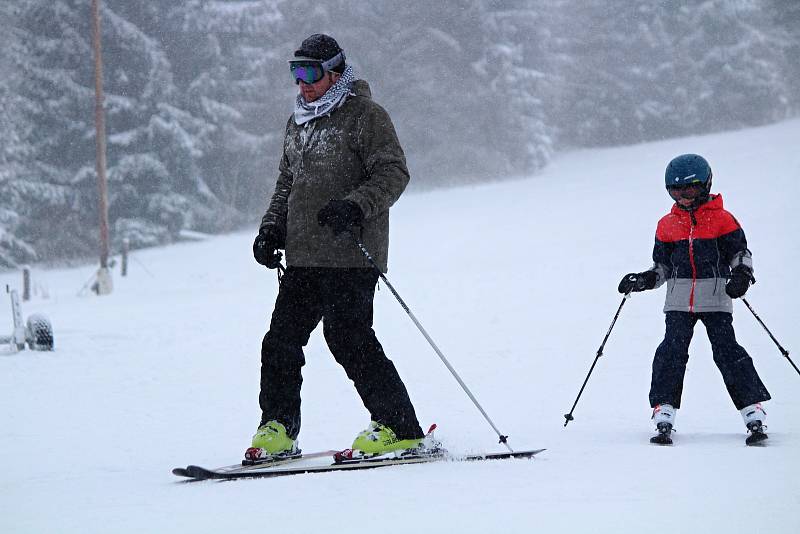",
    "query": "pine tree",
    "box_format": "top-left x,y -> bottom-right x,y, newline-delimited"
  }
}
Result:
0,3 -> 38,267
555,0 -> 794,147
660,0 -> 793,133
477,0 -> 555,173
164,0 -> 287,218
9,0 -> 240,263
1,0 -> 797,267
769,0 -> 800,111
